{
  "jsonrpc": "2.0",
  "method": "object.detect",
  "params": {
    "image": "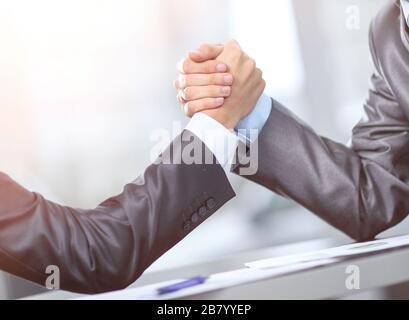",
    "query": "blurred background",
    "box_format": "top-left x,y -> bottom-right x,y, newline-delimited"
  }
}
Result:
1,0 -> 408,299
